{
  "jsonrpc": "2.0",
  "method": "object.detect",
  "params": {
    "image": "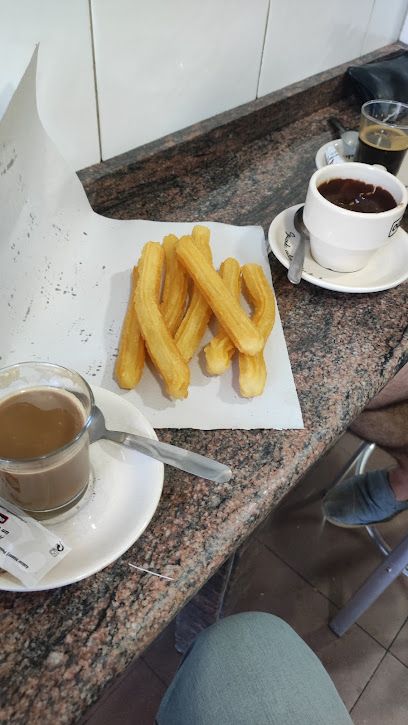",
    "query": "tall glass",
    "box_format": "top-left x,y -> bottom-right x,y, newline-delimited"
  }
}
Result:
0,362 -> 94,512
354,100 -> 408,175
